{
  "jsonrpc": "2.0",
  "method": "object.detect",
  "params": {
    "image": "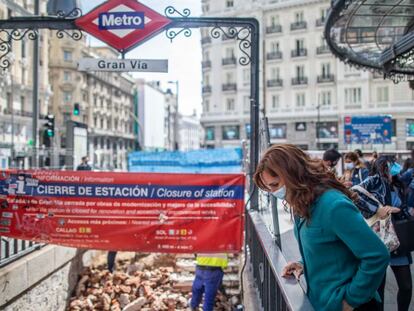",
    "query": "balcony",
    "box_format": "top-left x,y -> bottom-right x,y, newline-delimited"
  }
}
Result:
202,60 -> 212,69
290,21 -> 307,31
291,77 -> 308,85
267,79 -> 283,88
266,51 -> 283,60
222,83 -> 237,92
266,25 -> 282,34
316,45 -> 330,55
291,49 -> 307,58
222,57 -> 237,66
317,74 -> 335,83
316,18 -> 325,27
201,37 -> 211,45
202,85 -> 212,93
